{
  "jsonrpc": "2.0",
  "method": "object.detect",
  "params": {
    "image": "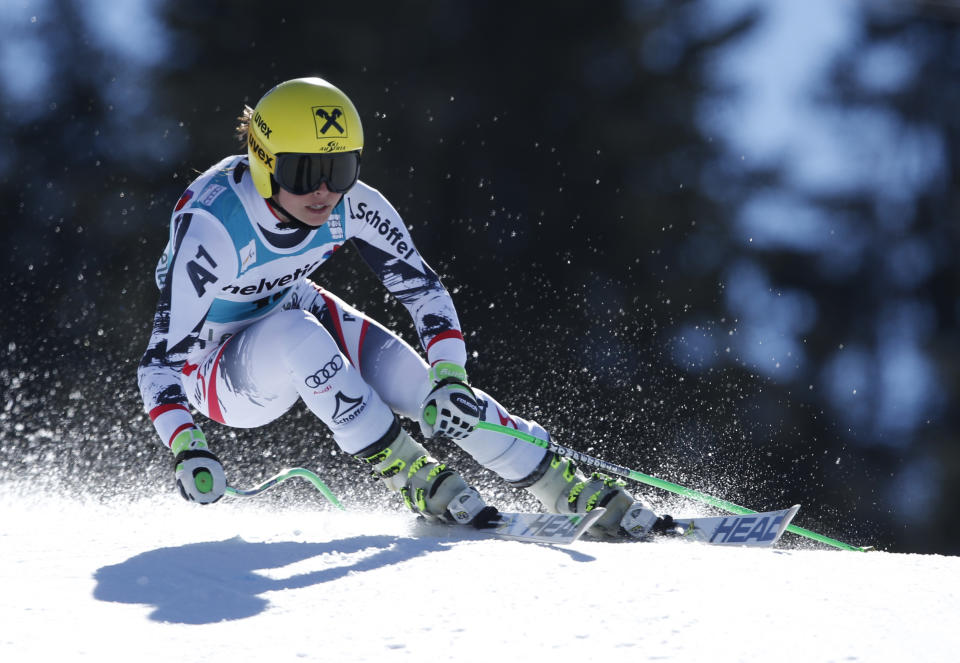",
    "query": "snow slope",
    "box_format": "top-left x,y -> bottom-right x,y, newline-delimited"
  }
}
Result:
2,489 -> 957,662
